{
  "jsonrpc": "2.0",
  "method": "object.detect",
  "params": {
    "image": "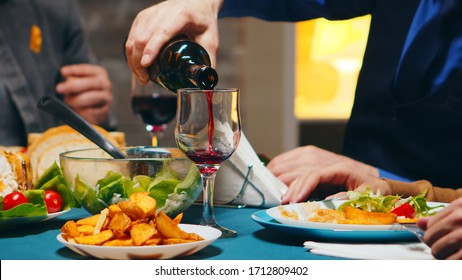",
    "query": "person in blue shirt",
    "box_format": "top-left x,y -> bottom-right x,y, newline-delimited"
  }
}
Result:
280,161 -> 462,259
125,0 -> 462,259
0,0 -> 114,147
126,0 -> 462,191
